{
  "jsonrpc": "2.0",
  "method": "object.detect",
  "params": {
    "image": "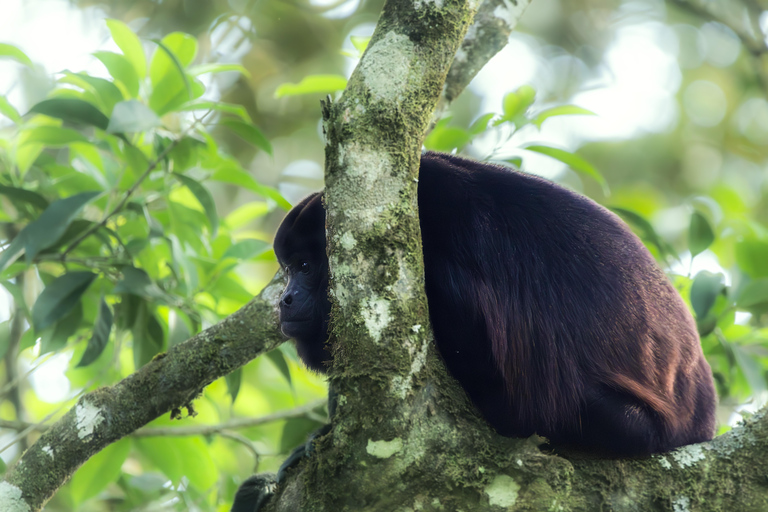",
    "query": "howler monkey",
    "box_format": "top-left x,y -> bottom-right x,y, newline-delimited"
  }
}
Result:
234,152 -> 716,509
